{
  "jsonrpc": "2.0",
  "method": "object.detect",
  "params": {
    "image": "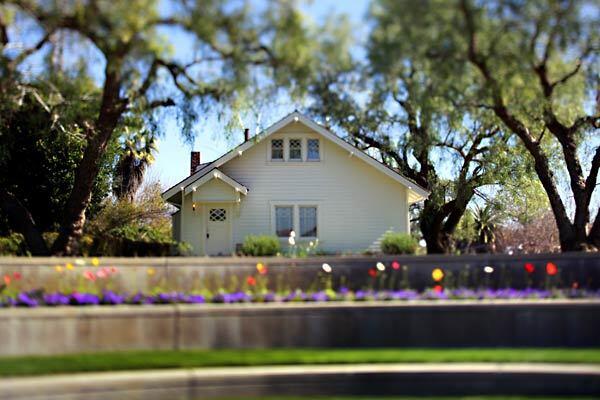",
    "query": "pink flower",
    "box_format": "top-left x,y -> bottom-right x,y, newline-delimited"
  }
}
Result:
391,261 -> 401,270
96,270 -> 108,279
83,270 -> 96,282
